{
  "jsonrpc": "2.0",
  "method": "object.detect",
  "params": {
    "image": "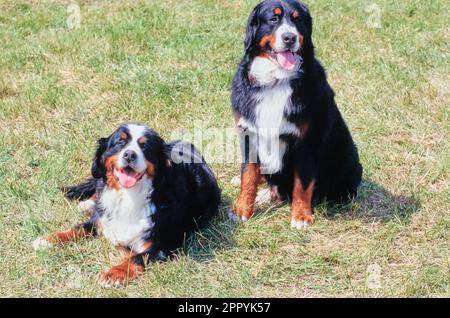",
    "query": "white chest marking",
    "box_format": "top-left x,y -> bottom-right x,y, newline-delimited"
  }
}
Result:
99,178 -> 155,253
238,81 -> 299,174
